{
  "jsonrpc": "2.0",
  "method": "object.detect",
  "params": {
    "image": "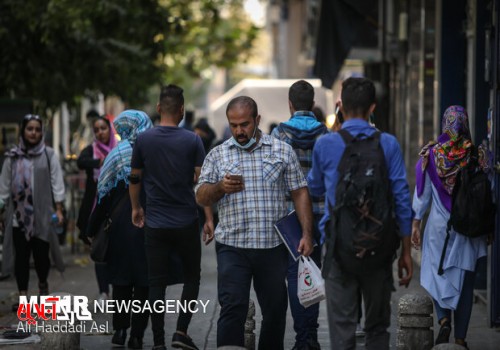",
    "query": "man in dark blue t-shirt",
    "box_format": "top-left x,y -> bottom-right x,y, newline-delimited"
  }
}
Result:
130,84 -> 211,350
